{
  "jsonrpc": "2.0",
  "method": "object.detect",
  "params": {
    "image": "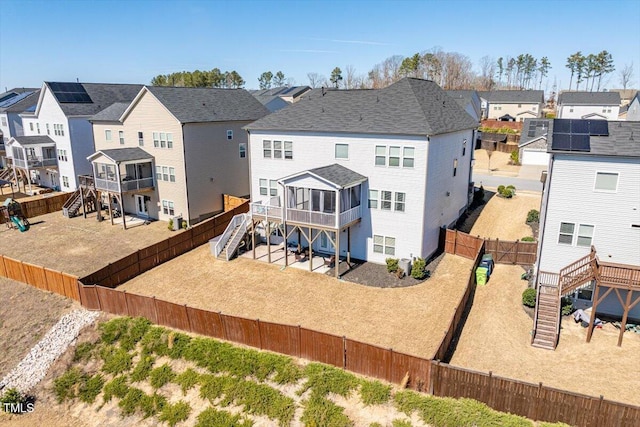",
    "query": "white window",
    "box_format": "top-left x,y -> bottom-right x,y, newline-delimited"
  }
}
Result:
569,106 -> 574,113
155,165 -> 161,180
53,124 -> 64,136
167,133 -> 173,148
269,179 -> 277,196
105,130 -> 112,141
153,132 -> 159,147
403,147 -> 415,167
493,106 -> 498,110
273,141 -> 282,158
558,222 -> 575,245
259,178 -> 268,195
375,145 -> 386,166
389,146 -> 400,167
162,200 -> 175,216
138,131 -> 144,146
169,167 -> 176,182
227,130 -> 233,140
57,149 -> 67,161
368,189 -> 378,208
62,175 -> 69,188
373,235 -> 396,256
335,143 -> 349,159
453,158 -> 458,177
160,132 -> 167,148
263,140 -> 272,158
155,165 -> 176,182
395,192 -> 406,212
381,190 -> 392,210
594,172 -> 618,191
258,179 -> 278,196
577,224 -> 594,247
239,142 -> 247,158
36,123 -> 40,134
46,123 -> 50,135
284,141 -> 293,159
119,131 -> 125,145
29,123 -> 34,131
